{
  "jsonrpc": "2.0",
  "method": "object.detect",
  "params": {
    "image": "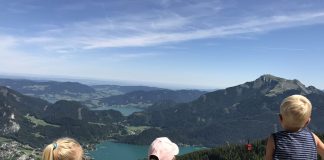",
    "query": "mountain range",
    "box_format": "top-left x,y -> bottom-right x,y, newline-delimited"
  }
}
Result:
0,78 -> 163,103
91,84 -> 162,94
97,89 -> 207,109
0,78 -> 95,102
0,86 -> 125,148
0,78 -> 206,150
0,78 -> 205,111
1,74 -> 324,159
123,75 -> 324,147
